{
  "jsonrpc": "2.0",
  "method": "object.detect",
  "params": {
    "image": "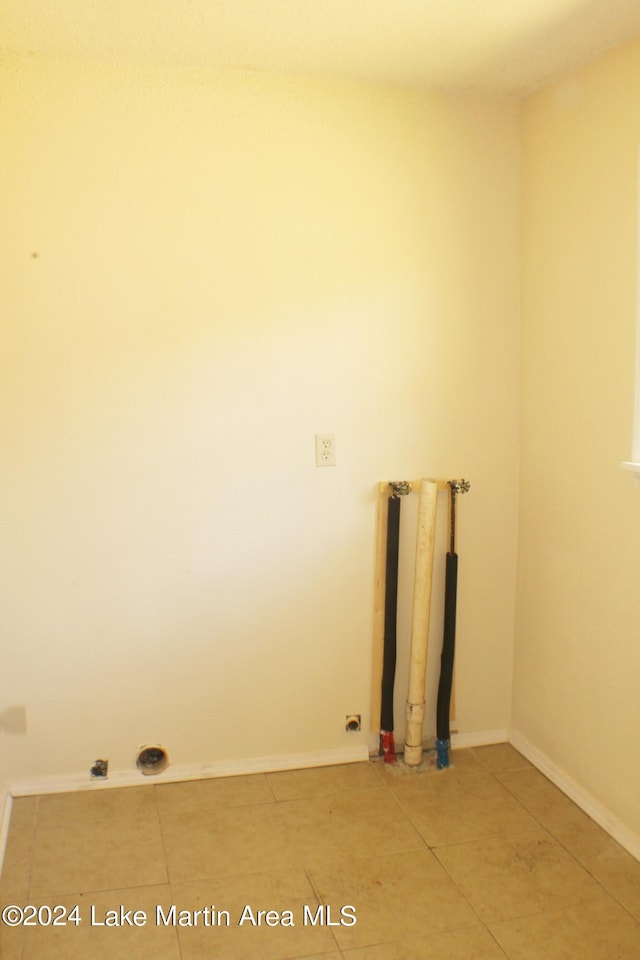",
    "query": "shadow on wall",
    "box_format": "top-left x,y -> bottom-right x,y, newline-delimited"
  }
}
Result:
0,706 -> 27,735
